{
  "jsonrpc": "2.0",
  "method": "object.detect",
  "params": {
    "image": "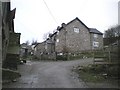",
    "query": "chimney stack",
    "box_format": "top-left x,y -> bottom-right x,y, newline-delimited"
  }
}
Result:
61,23 -> 66,28
57,26 -> 61,30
